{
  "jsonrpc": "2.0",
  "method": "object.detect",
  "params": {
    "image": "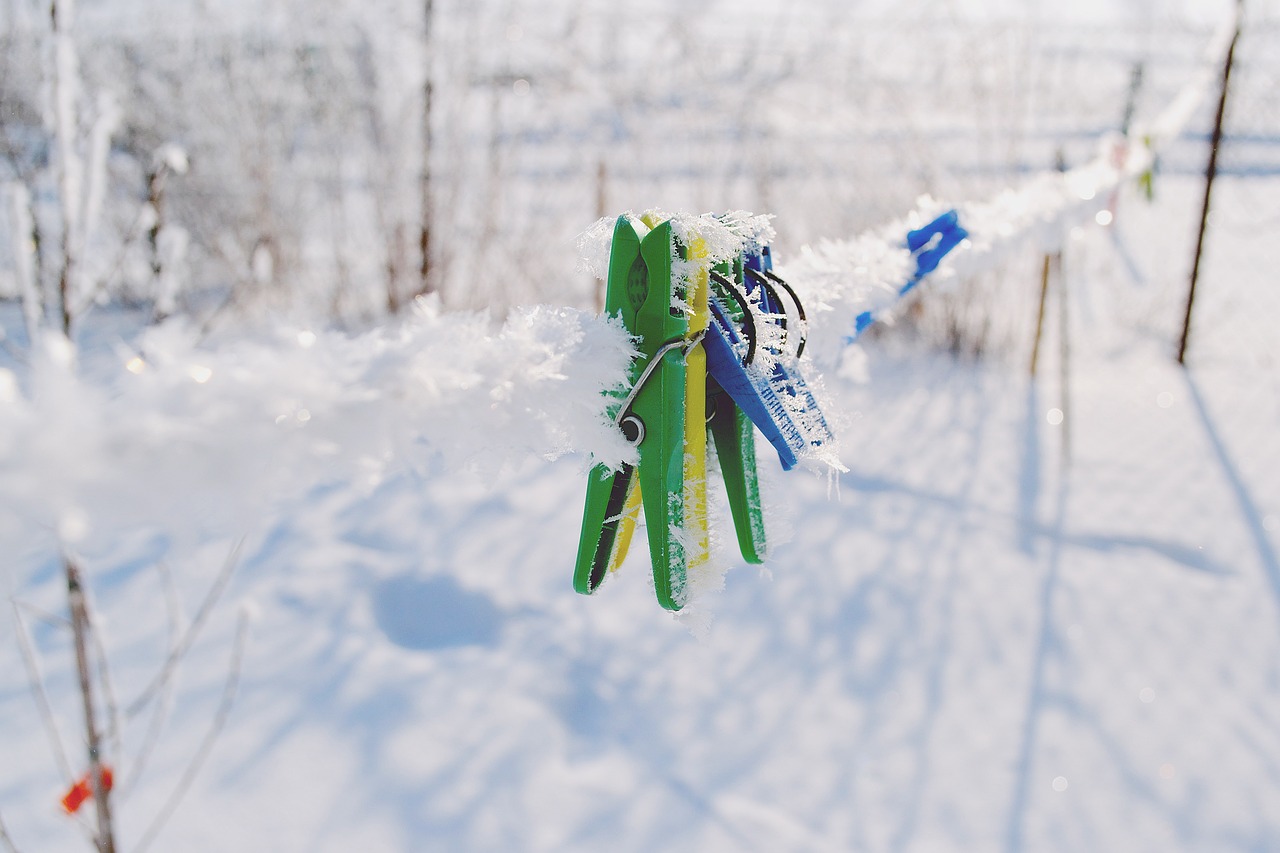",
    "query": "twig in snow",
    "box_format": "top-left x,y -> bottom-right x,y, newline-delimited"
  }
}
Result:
13,598 -> 70,630
0,808 -> 21,853
133,607 -> 250,853
10,599 -> 75,783
121,561 -> 185,795
90,615 -> 123,777
123,538 -> 243,720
